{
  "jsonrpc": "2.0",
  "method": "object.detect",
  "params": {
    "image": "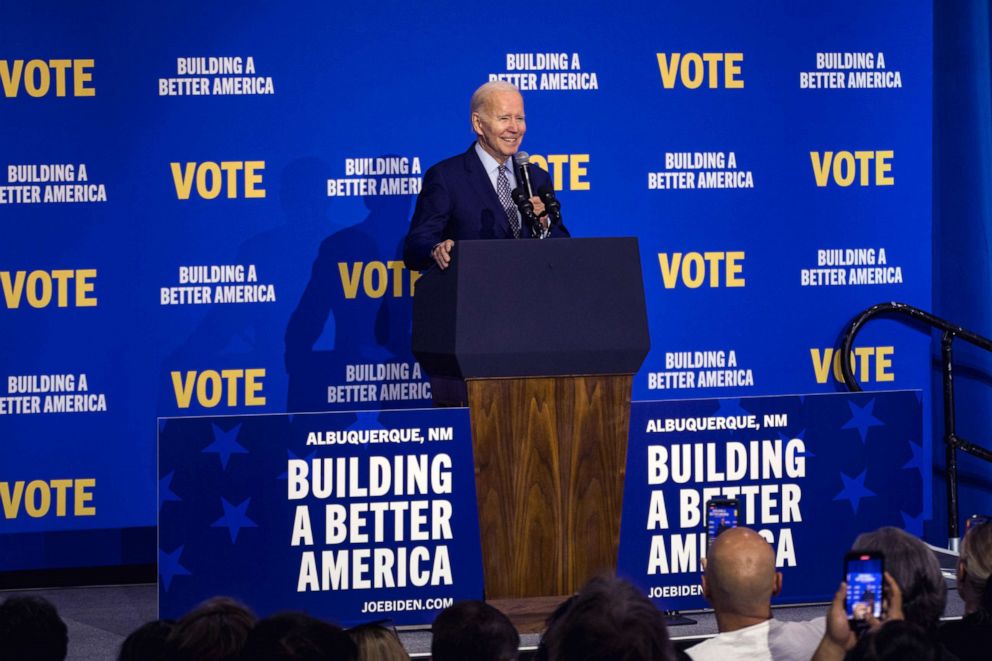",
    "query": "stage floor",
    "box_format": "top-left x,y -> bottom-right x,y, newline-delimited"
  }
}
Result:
0,577 -> 966,660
